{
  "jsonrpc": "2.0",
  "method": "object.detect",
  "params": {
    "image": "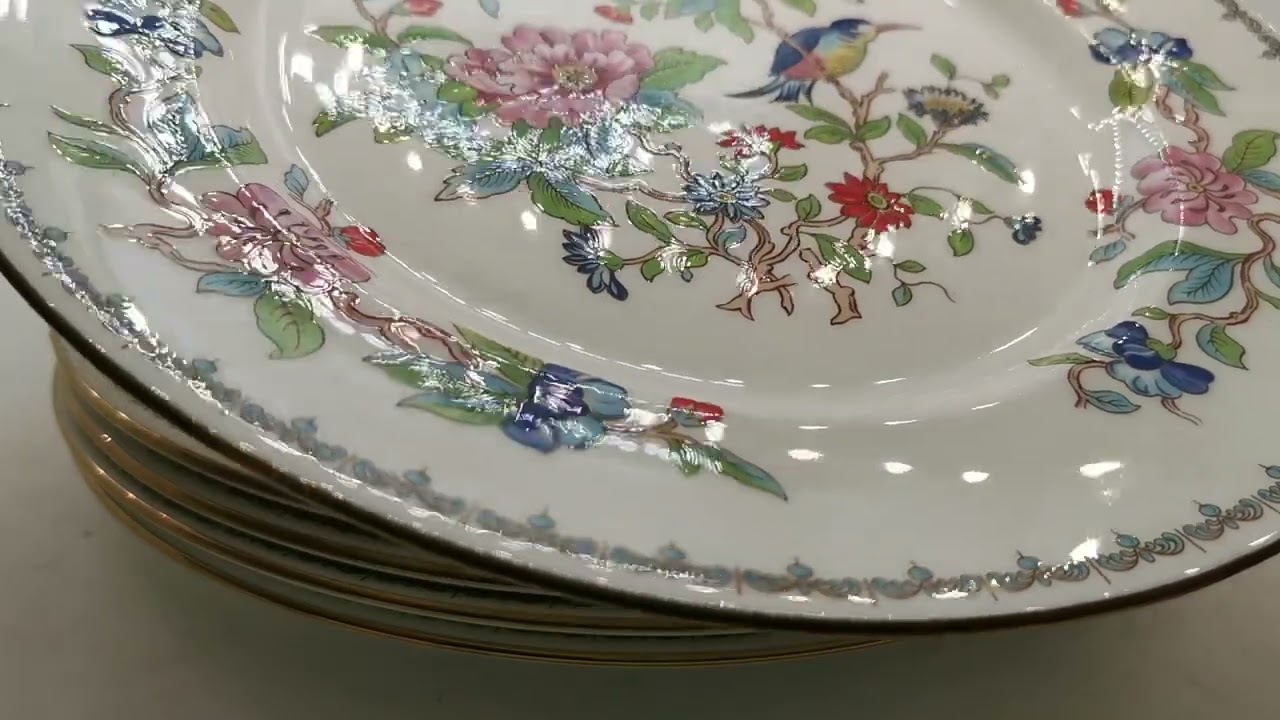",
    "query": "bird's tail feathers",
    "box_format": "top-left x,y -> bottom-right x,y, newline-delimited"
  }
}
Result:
727,78 -> 815,103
